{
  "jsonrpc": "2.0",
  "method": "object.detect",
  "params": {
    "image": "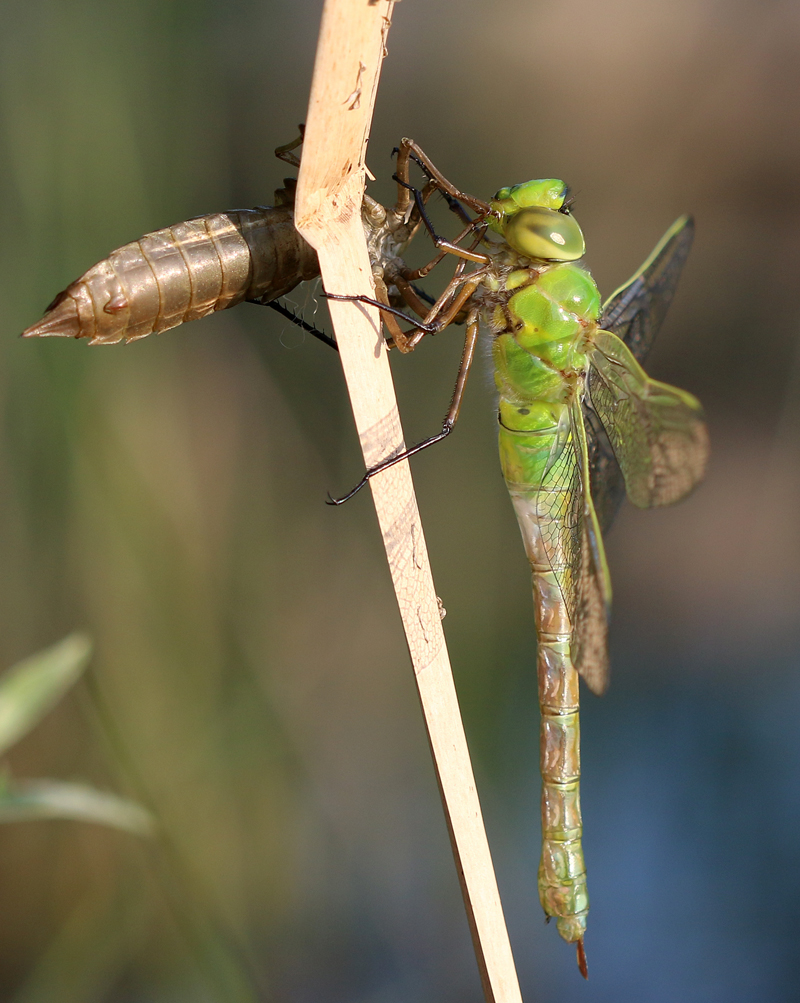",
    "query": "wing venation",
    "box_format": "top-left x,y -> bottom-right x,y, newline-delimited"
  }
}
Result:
587,216 -> 696,529
588,330 -> 708,509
